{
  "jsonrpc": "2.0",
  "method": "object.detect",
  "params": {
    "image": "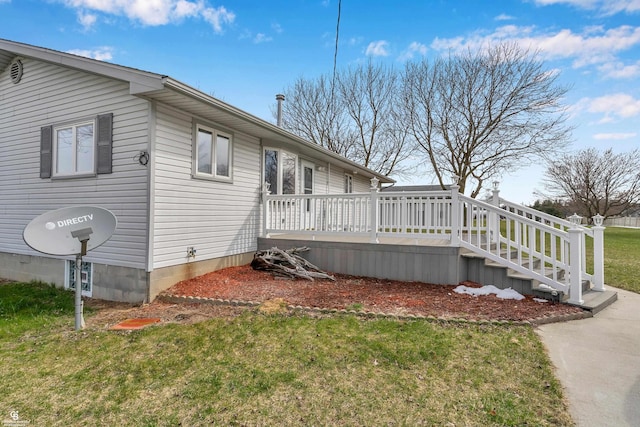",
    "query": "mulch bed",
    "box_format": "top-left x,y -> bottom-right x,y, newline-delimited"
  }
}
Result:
162,264 -> 587,324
